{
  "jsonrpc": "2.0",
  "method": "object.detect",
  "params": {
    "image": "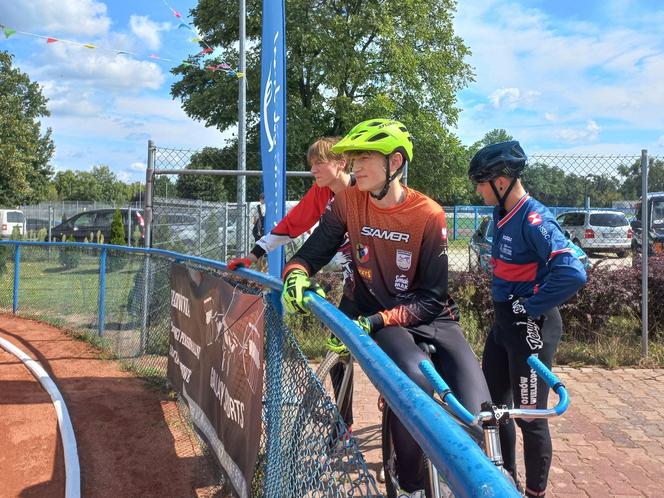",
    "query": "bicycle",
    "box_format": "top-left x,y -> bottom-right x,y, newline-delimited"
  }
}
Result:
315,338 -> 354,441
381,354 -> 569,498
